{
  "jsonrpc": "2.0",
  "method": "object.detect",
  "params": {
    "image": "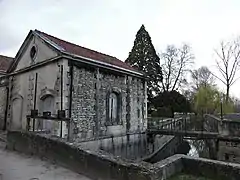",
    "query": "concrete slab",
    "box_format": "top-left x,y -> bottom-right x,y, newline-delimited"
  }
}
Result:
0,142 -> 91,180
